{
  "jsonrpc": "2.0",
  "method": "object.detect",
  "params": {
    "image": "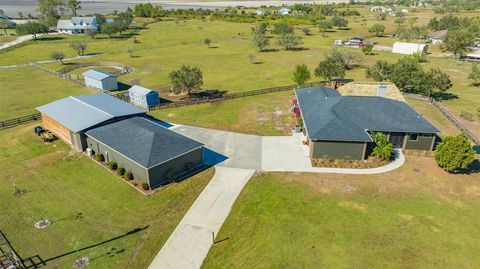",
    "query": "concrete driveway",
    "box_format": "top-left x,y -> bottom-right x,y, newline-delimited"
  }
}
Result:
171,125 -> 262,170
